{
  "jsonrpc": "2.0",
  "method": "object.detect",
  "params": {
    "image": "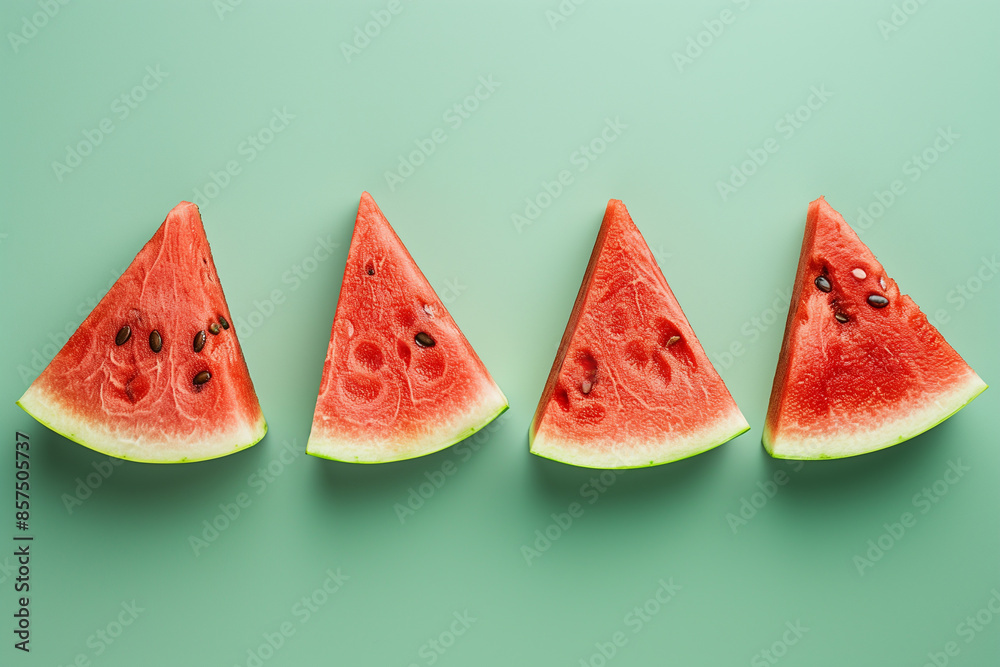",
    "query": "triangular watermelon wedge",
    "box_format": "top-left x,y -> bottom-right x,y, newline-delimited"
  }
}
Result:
763,197 -> 987,459
306,193 -> 508,463
530,199 -> 749,469
18,202 -> 267,463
